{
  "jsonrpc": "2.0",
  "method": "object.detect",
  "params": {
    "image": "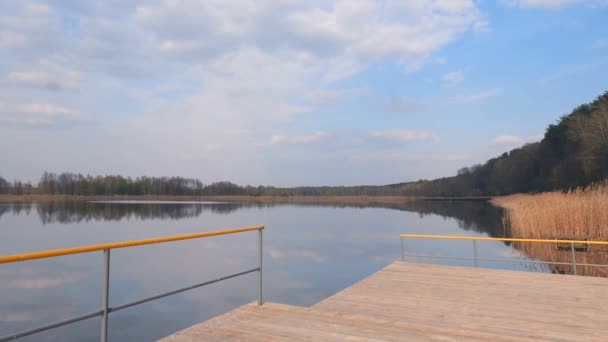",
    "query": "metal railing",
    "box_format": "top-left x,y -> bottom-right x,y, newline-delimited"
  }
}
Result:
399,234 -> 608,275
0,225 -> 265,342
